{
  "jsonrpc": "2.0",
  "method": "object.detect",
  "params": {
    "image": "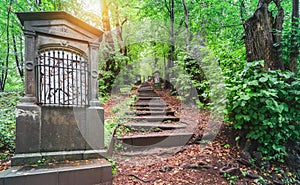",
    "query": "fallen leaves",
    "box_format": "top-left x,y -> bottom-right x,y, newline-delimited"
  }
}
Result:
0,160 -> 10,172
107,87 -> 298,184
